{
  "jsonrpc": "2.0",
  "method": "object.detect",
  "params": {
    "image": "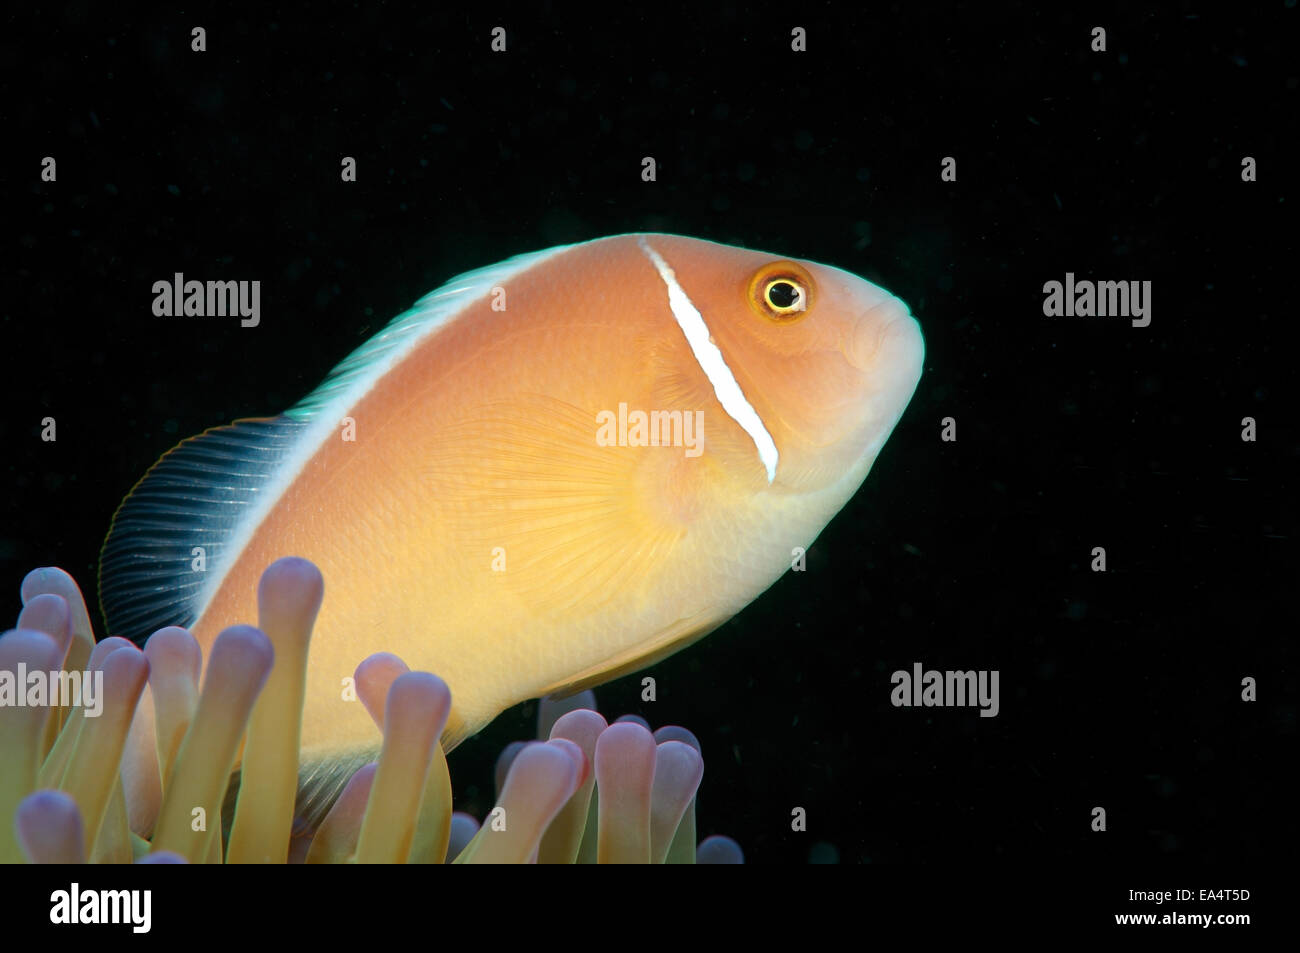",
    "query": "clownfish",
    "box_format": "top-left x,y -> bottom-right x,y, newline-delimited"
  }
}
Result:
100,233 -> 923,811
